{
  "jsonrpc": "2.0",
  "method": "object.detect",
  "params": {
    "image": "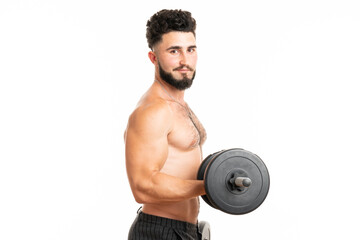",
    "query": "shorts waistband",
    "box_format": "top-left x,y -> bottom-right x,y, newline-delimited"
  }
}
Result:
137,211 -> 198,232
